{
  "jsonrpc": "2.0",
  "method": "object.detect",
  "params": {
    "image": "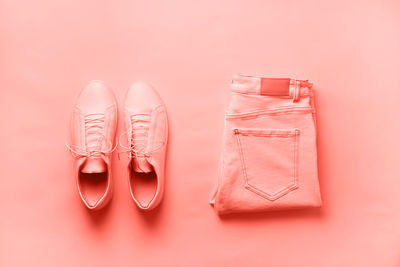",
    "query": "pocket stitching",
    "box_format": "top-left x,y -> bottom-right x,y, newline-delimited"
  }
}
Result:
234,128 -> 299,201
